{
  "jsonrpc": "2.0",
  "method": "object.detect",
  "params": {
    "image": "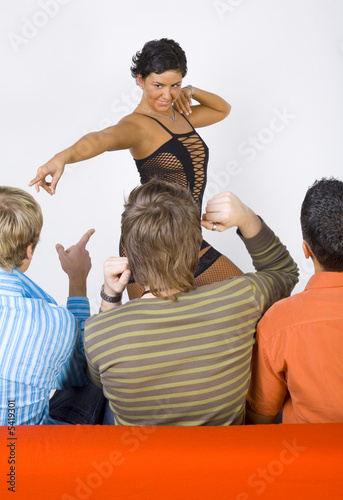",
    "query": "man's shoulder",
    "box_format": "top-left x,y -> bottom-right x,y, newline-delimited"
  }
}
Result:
4,281 -> 75,325
258,289 -> 307,333
85,302 -> 131,331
